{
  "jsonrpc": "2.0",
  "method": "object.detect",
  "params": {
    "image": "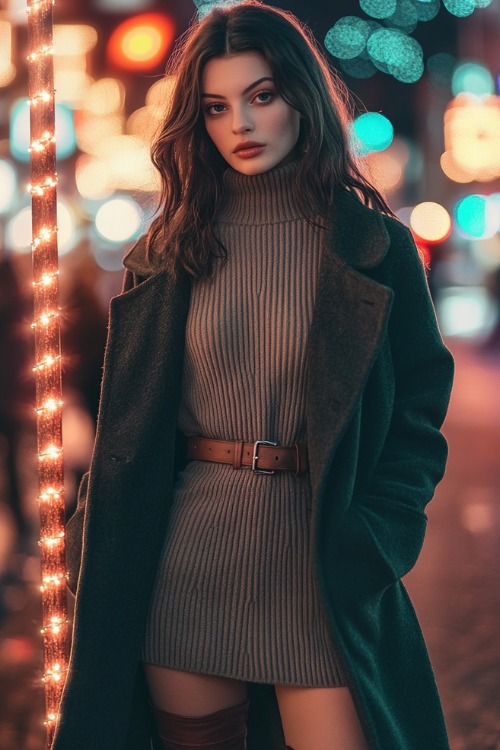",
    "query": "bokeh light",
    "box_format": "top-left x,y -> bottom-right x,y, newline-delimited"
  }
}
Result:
442,95 -> 500,182
10,99 -> 77,162
0,160 -> 17,214
0,20 -> 16,88
75,154 -> 115,200
53,24 -> 98,55
364,149 -> 404,194
436,287 -> 497,338
410,202 -> 452,242
324,17 -> 371,59
82,78 -> 126,116
412,0 -> 441,21
76,114 -> 125,158
453,194 -> 500,239
443,0 -> 476,16
359,0 -> 397,19
107,14 -> 175,70
427,53 -> 456,89
340,55 -> 377,79
351,112 -> 394,154
385,0 -> 418,33
95,197 -> 143,242
452,62 -> 495,96
6,201 -> 76,254
194,0 -> 244,19
367,28 -> 424,82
